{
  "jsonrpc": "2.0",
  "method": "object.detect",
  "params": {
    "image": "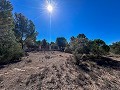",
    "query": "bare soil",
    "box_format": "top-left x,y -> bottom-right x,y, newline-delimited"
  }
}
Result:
0,51 -> 120,90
